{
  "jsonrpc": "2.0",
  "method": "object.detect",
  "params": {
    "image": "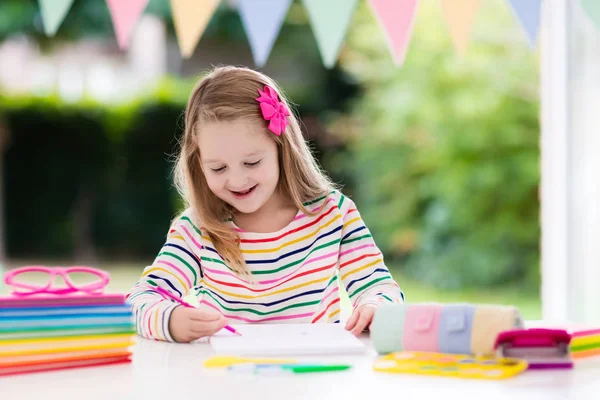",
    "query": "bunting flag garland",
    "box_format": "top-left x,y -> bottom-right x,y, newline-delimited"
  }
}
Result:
28,0 -> 600,68
580,0 -> 600,30
238,0 -> 292,68
368,0 -> 420,66
302,0 -> 360,69
105,0 -> 150,50
440,0 -> 481,55
38,0 -> 75,36
170,0 -> 221,59
506,0 -> 543,47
